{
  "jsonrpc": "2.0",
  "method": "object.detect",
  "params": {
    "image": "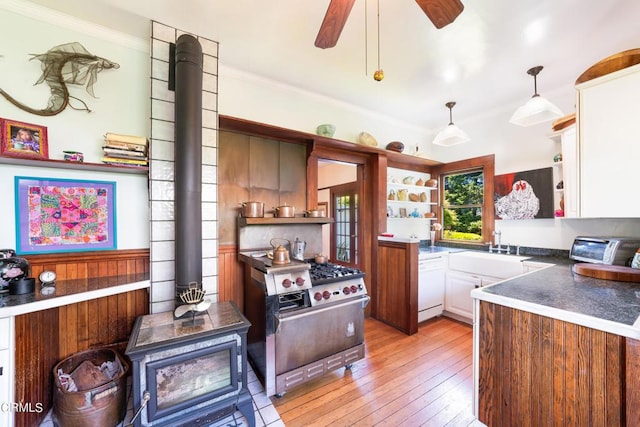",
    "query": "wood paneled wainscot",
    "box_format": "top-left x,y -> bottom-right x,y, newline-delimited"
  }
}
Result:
376,238 -> 418,335
5,249 -> 150,427
477,302 -> 640,426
